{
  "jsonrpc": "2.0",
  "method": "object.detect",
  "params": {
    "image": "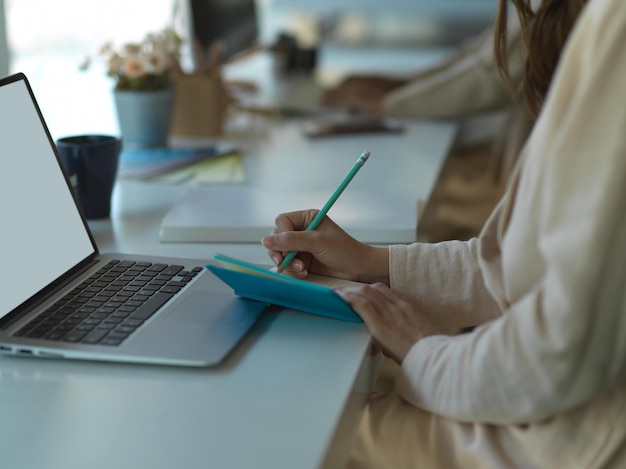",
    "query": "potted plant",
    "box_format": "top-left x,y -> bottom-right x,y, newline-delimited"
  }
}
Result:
82,28 -> 183,148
